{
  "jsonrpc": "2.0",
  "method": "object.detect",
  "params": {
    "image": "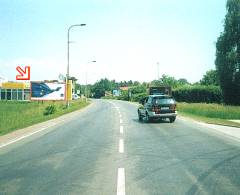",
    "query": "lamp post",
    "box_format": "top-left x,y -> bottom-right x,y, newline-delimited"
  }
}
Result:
66,23 -> 86,108
85,60 -> 96,101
